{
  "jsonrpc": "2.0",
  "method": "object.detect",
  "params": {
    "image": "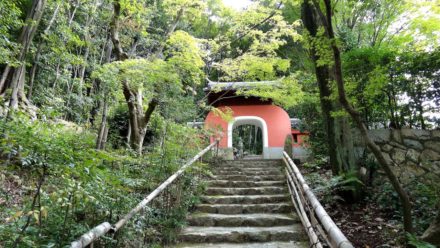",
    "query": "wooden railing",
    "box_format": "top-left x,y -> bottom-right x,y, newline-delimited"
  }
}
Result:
70,140 -> 219,248
283,152 -> 354,248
